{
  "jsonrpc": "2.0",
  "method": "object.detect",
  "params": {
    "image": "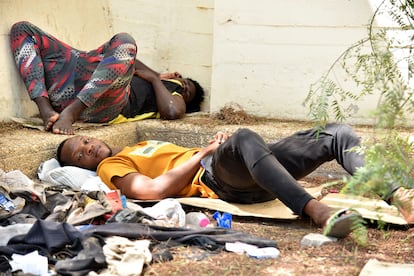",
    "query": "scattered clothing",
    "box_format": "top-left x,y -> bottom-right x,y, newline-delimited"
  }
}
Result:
0,167 -> 278,274
0,219 -> 278,274
54,235 -> 107,275
82,222 -> 278,249
0,219 -> 82,264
